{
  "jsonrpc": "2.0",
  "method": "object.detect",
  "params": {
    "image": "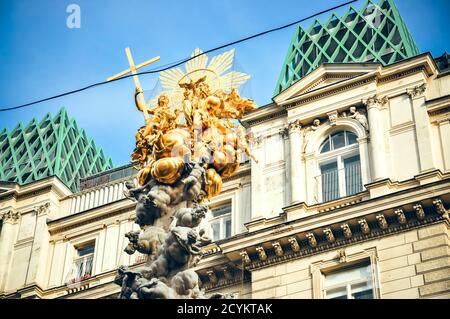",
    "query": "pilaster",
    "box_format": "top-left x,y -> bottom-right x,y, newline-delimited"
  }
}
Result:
407,84 -> 436,172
